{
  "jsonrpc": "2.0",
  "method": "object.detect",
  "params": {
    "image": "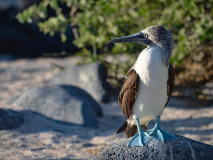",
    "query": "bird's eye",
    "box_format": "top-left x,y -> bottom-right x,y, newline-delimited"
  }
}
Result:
144,34 -> 148,38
